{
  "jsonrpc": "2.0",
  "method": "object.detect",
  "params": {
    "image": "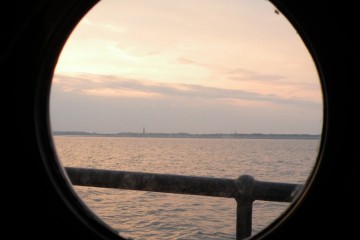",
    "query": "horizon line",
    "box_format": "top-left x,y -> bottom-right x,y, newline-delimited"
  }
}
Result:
52,130 -> 321,135
52,130 -> 321,136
